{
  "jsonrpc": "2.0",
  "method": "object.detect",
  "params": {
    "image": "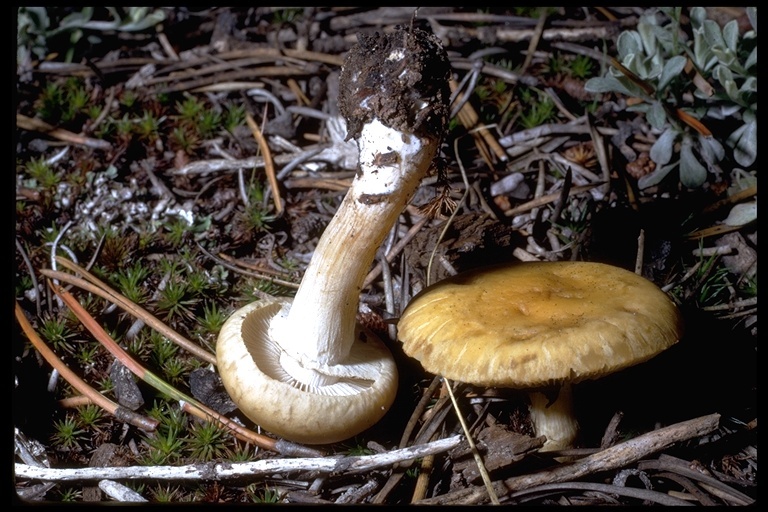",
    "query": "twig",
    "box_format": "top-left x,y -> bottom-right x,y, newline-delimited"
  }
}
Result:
98,480 -> 148,502
16,435 -> 463,482
519,9 -> 548,74
507,481 -> 694,506
654,472 -> 718,506
638,454 -> 755,506
171,151 -> 310,176
444,379 -> 499,504
417,413 -> 721,504
15,238 -> 41,318
449,79 -> 508,165
16,113 -> 112,151
196,243 -> 300,289
410,453 -> 435,502
363,215 -> 429,289
372,385 -> 454,504
504,183 -> 602,218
